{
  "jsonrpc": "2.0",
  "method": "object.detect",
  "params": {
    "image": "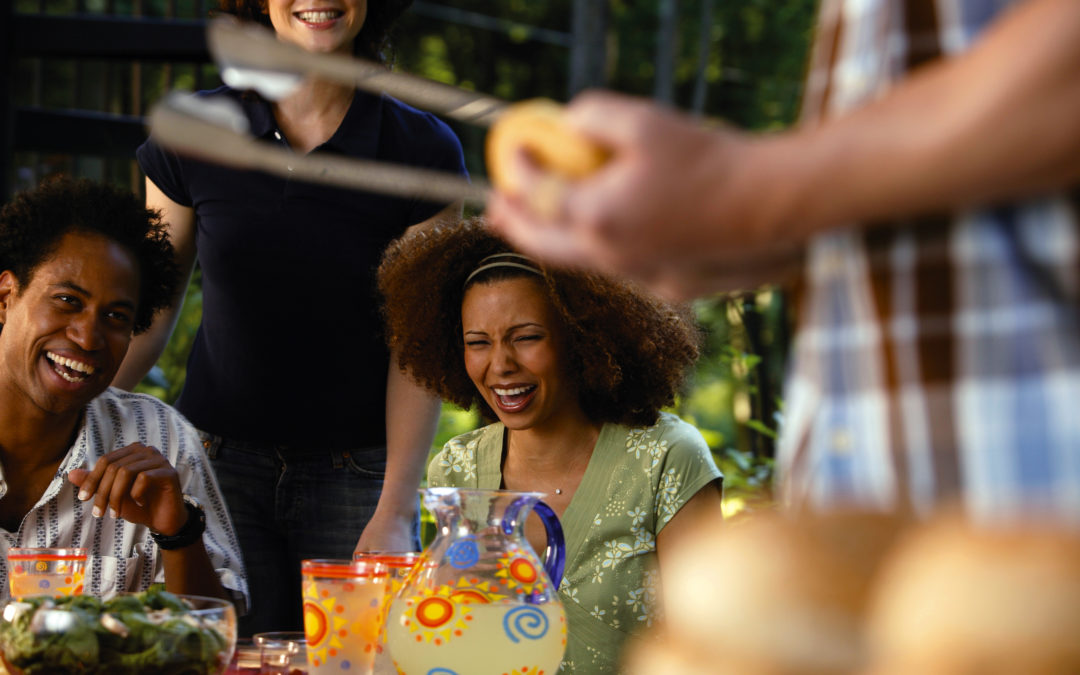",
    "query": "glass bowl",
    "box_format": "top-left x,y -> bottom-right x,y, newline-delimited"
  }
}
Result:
0,588 -> 237,674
